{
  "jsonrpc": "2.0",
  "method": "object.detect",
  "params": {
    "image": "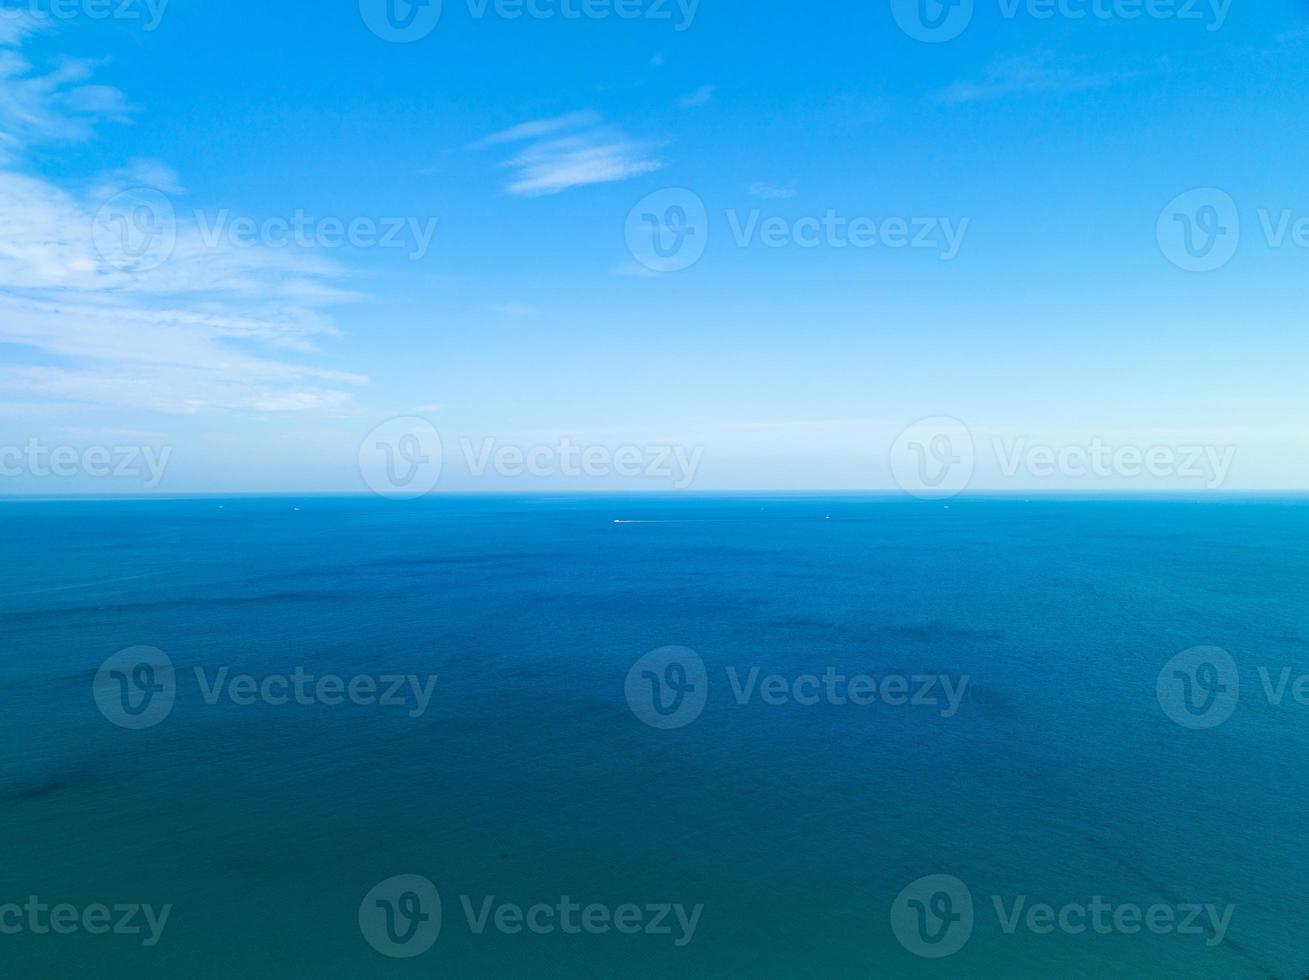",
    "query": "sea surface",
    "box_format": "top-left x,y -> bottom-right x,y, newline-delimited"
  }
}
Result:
1,494 -> 1307,978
